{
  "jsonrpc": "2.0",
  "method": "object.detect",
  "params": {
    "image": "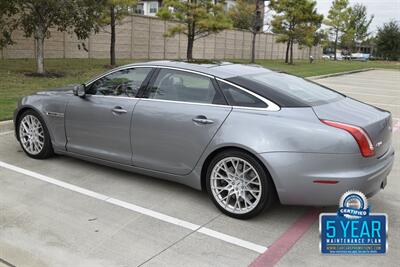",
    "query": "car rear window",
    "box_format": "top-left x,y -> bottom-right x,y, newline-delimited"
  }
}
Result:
237,72 -> 344,106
